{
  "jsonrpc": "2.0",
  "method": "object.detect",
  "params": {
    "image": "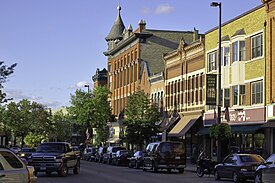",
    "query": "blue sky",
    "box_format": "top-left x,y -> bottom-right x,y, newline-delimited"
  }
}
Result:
1,0 -> 261,109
